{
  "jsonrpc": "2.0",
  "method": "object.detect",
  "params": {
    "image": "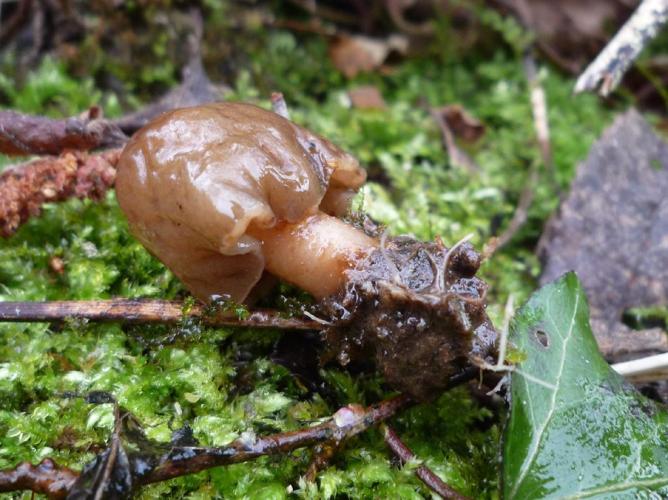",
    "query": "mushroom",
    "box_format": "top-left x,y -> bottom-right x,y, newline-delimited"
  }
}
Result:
116,102 -> 497,399
115,102 -> 376,303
